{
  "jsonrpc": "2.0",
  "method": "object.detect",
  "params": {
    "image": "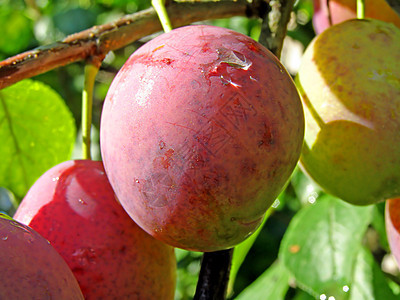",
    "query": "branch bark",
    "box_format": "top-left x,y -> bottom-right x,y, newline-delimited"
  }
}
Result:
0,0 -> 267,90
258,0 -> 296,58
